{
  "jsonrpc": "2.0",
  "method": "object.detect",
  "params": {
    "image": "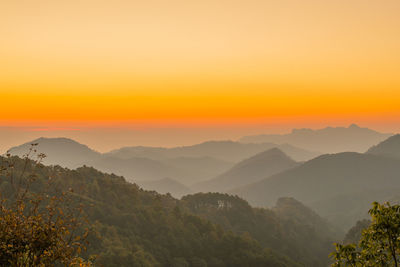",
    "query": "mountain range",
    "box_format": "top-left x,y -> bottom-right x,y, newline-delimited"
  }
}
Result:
6,126 -> 400,233
7,137 -> 318,193
240,124 -> 392,154
106,140 -> 318,162
231,150 -> 400,230
194,148 -> 299,192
